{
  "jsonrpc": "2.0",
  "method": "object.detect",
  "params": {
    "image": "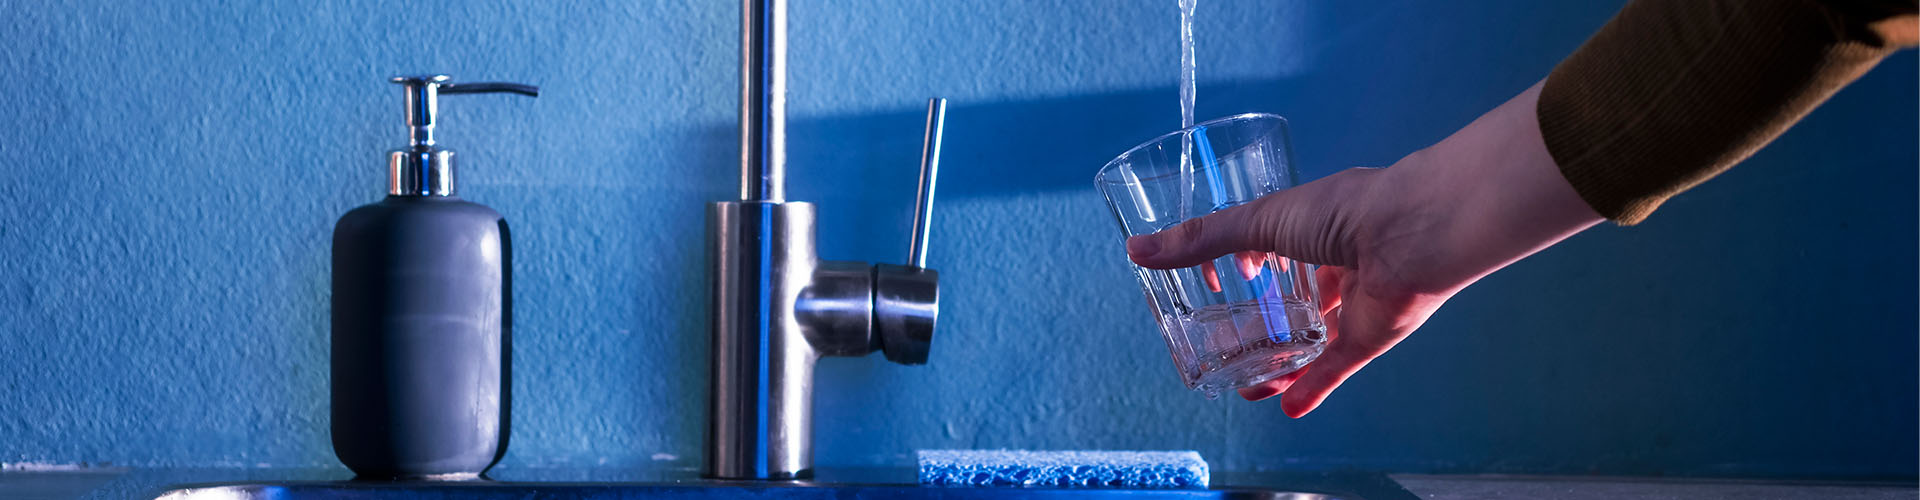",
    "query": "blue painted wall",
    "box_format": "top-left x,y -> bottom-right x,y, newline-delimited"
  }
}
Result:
2,0 -> 1913,478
